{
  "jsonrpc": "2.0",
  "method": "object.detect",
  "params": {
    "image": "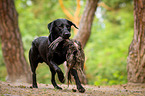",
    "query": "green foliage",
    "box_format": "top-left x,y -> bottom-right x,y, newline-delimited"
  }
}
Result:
0,41 -> 7,81
36,64 -> 51,84
0,0 -> 134,86
102,0 -> 133,9
85,2 -> 133,85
